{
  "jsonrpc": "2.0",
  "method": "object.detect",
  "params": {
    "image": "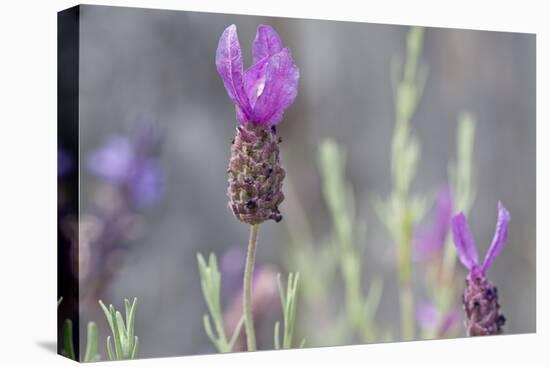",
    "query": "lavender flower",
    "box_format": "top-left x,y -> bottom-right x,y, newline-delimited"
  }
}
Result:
72,121 -> 165,317
221,246 -> 247,298
451,202 -> 510,336
217,24 -> 299,225
414,187 -> 453,261
87,124 -> 164,209
417,302 -> 461,337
